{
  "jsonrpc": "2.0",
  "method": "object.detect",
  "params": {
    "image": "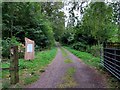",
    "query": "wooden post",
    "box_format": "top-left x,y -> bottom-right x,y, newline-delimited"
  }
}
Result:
103,42 -> 107,68
10,46 -> 19,84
